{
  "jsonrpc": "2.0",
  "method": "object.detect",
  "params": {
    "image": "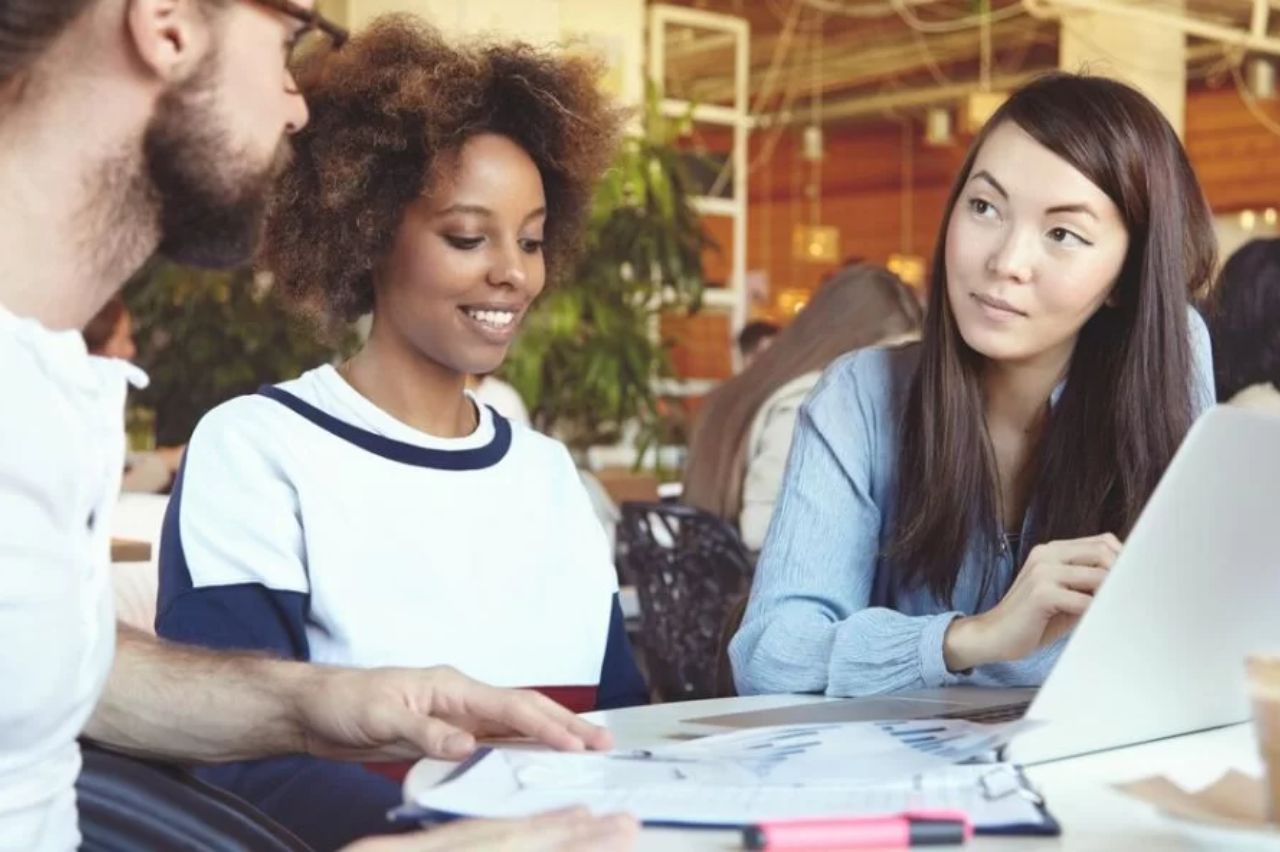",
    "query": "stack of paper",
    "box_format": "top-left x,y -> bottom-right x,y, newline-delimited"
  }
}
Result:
405,719 -> 1056,832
